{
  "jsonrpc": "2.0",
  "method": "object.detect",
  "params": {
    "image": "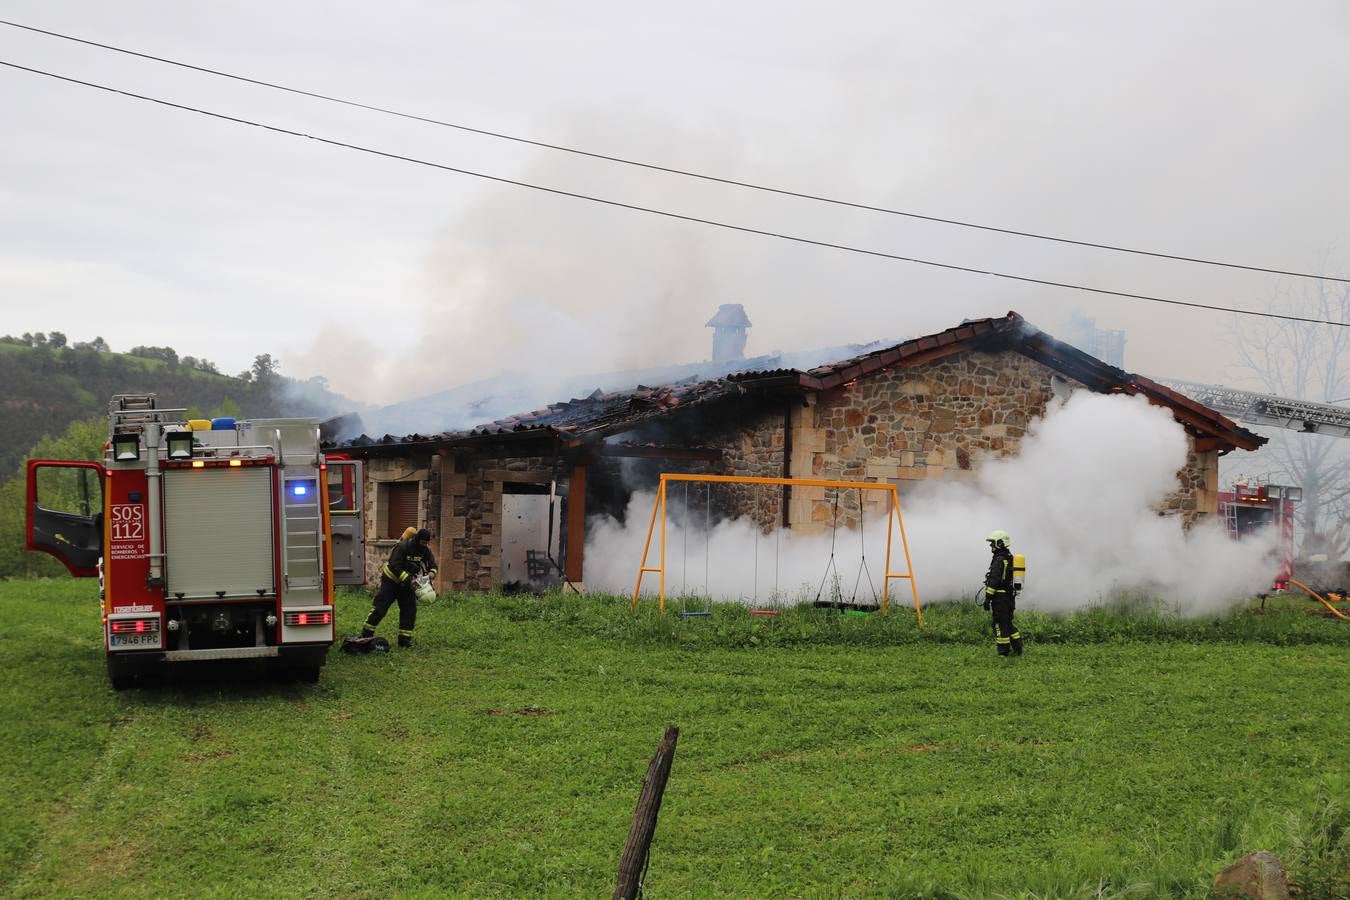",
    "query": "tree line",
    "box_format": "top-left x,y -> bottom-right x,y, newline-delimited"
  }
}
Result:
0,339 -> 352,577
0,332 -> 283,381
0,339 -> 336,474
